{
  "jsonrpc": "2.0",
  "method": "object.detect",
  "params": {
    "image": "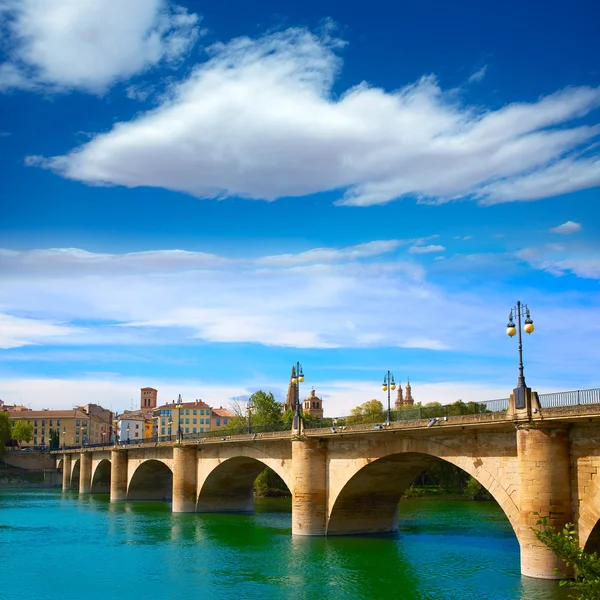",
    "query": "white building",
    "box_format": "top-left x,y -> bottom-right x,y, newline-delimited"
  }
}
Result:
116,416 -> 145,443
